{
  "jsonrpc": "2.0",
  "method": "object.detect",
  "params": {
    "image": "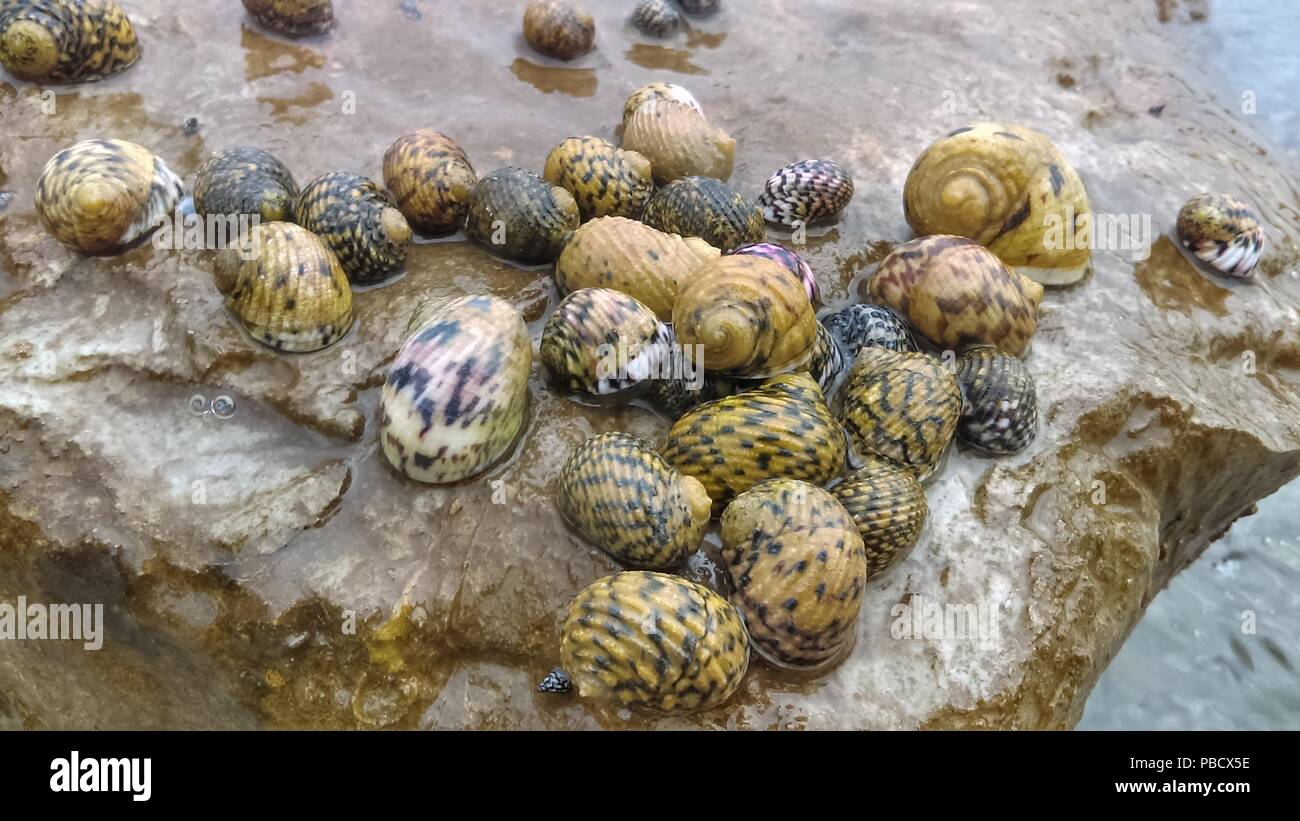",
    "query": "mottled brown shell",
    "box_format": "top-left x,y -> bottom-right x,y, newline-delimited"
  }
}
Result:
242,0 -> 334,38
523,0 -> 594,60
465,167 -> 580,264
294,172 -> 412,284
543,136 -> 654,221
641,175 -> 763,250
382,130 -> 477,235
1,0 -> 140,83
194,146 -> 299,223
832,456 -> 927,581
623,99 -> 735,185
